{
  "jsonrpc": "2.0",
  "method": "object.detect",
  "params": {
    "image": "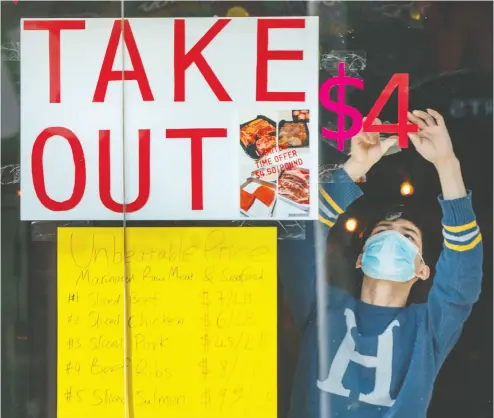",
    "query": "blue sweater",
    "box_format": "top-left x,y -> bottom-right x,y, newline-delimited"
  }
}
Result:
279,168 -> 483,418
